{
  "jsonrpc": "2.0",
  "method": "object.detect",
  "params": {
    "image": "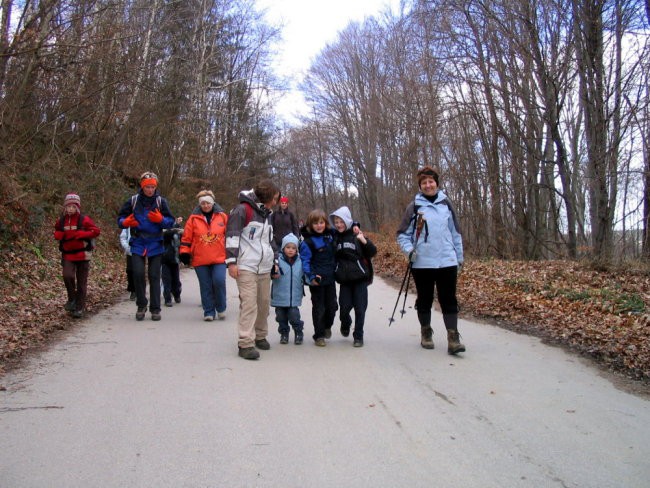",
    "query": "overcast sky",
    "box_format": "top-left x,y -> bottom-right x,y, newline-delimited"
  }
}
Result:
256,0 -> 402,123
